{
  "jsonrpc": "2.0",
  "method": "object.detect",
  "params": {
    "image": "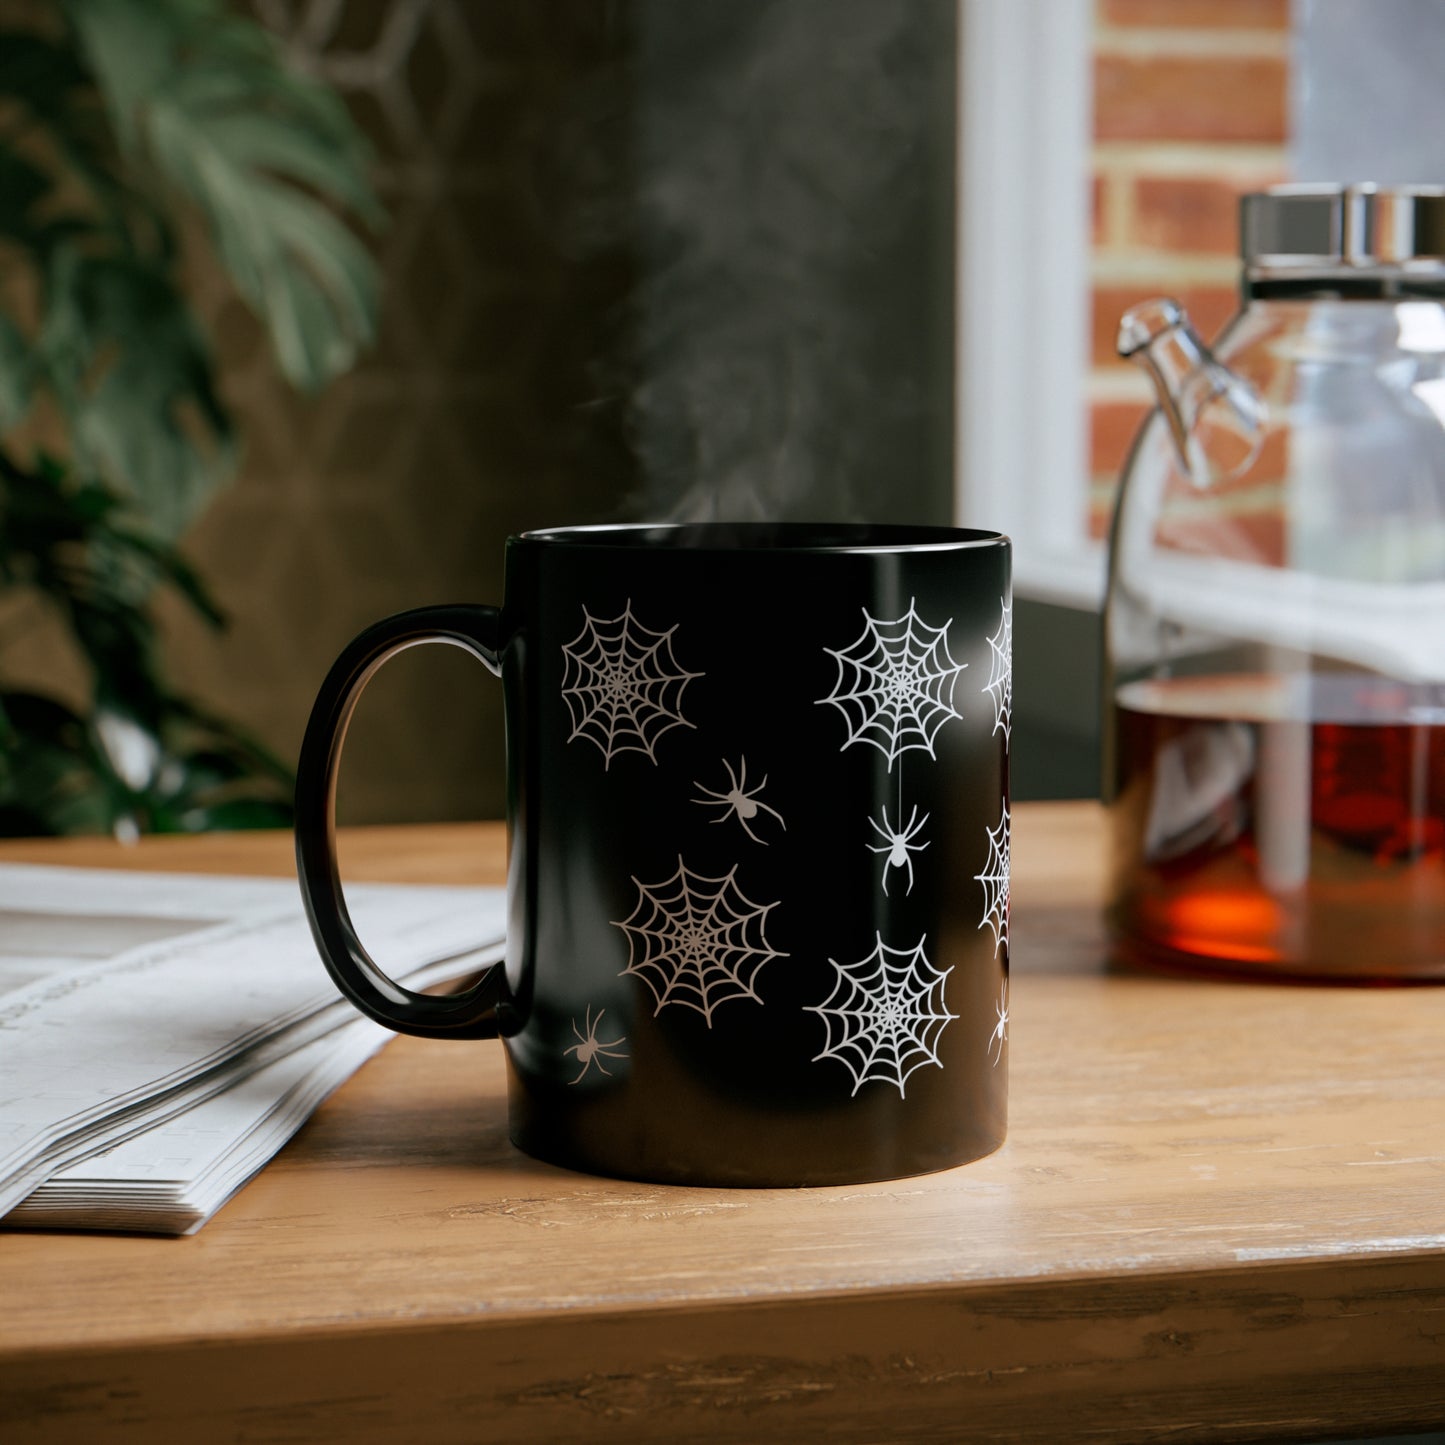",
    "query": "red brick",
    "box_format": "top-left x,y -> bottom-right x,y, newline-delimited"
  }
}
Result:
1095,55 -> 1287,143
1102,0 -> 1289,28
1133,176 -> 1254,254
1093,174 -> 1107,245
1155,505 -> 1286,565
1091,284 -> 1240,368
1090,399 -> 1152,477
